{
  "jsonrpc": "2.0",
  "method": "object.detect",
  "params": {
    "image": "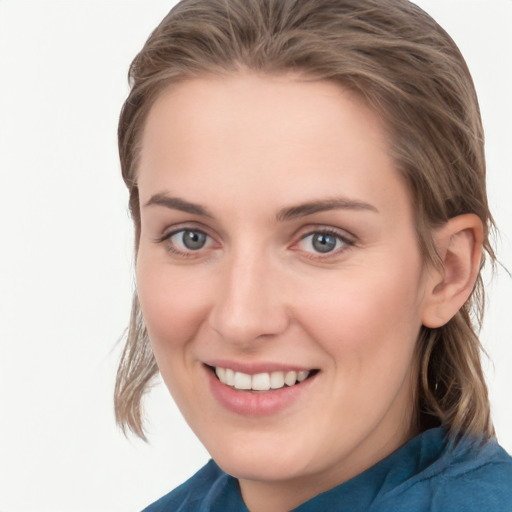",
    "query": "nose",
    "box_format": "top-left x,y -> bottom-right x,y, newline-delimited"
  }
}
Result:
208,250 -> 290,346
